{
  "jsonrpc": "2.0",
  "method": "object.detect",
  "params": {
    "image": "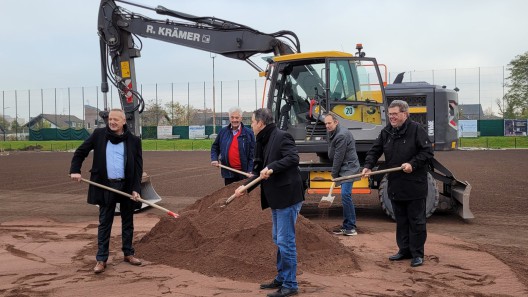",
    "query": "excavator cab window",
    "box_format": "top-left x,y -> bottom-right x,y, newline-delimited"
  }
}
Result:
327,59 -> 384,125
274,61 -> 325,131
